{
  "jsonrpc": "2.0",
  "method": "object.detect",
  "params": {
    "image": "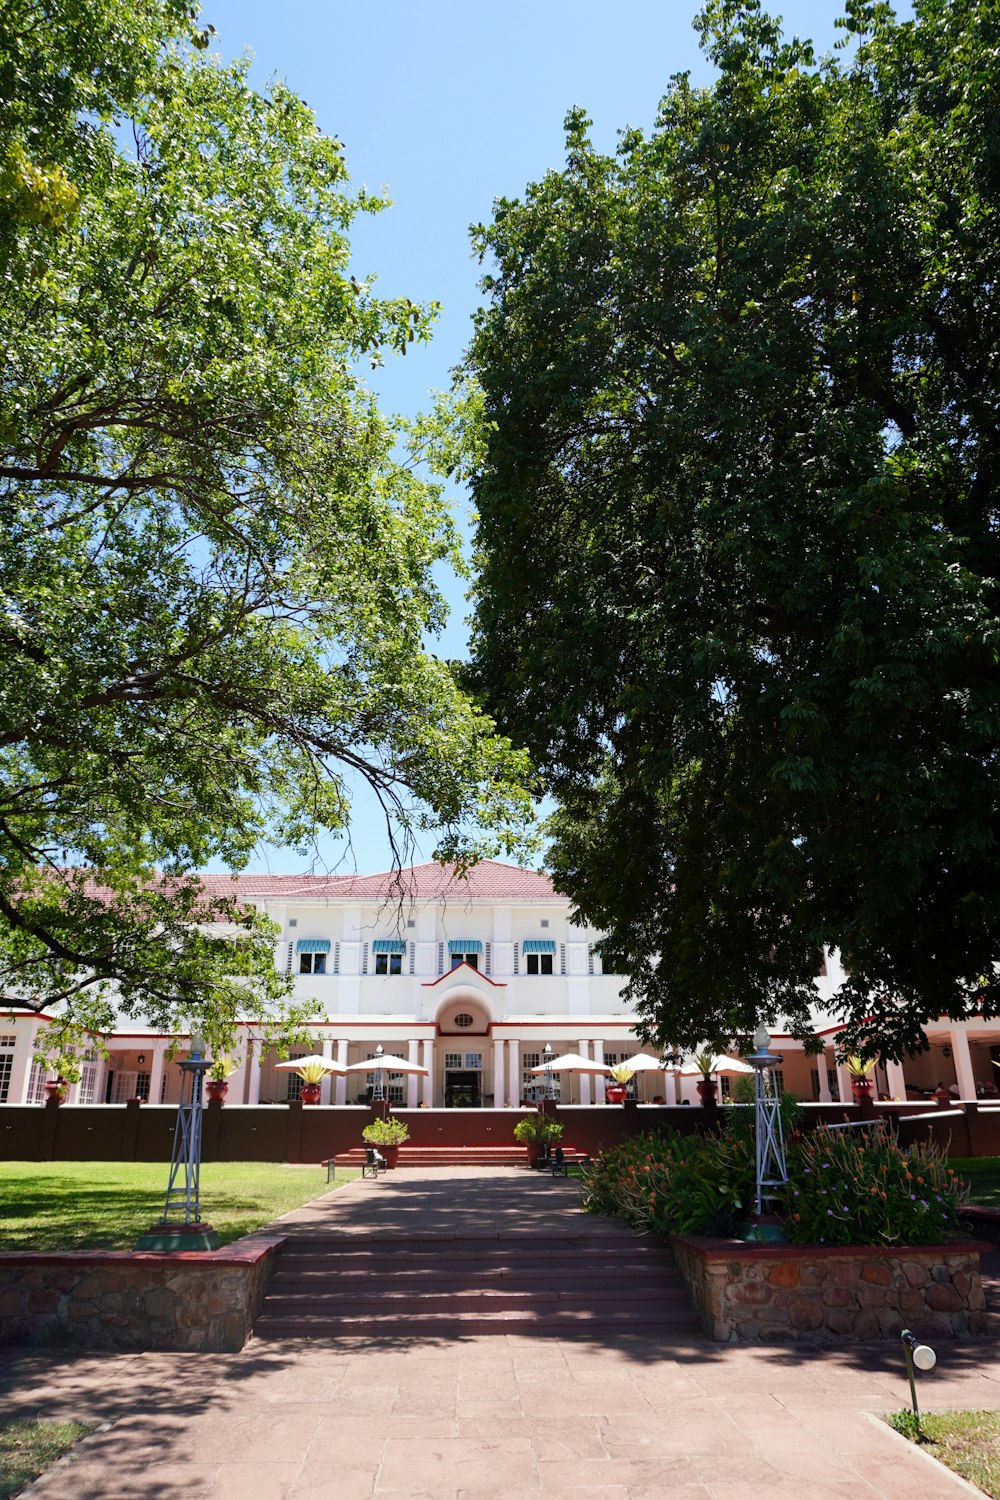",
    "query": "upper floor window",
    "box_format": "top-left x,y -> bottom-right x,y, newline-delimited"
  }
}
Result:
296,939 -> 330,975
372,939 -> 404,976
522,939 -> 555,975
448,939 -> 482,971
